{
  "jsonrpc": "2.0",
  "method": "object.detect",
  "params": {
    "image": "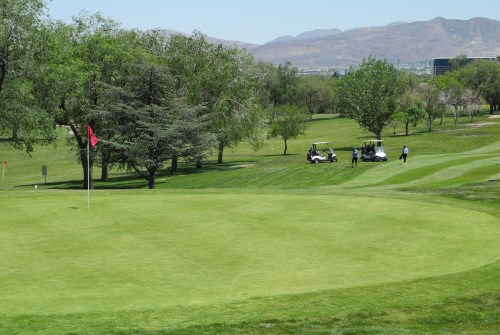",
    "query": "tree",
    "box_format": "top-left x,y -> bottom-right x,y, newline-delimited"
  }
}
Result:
435,71 -> 467,126
395,92 -> 425,136
395,72 -> 426,136
449,54 -> 469,70
460,59 -> 500,114
165,32 -> 261,164
417,82 -> 447,132
463,89 -> 482,122
111,99 -> 211,189
42,13 -> 128,188
0,0 -> 56,153
335,57 -> 402,139
297,75 -> 334,115
268,104 -> 309,155
260,61 -> 299,107
105,32 -> 214,189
